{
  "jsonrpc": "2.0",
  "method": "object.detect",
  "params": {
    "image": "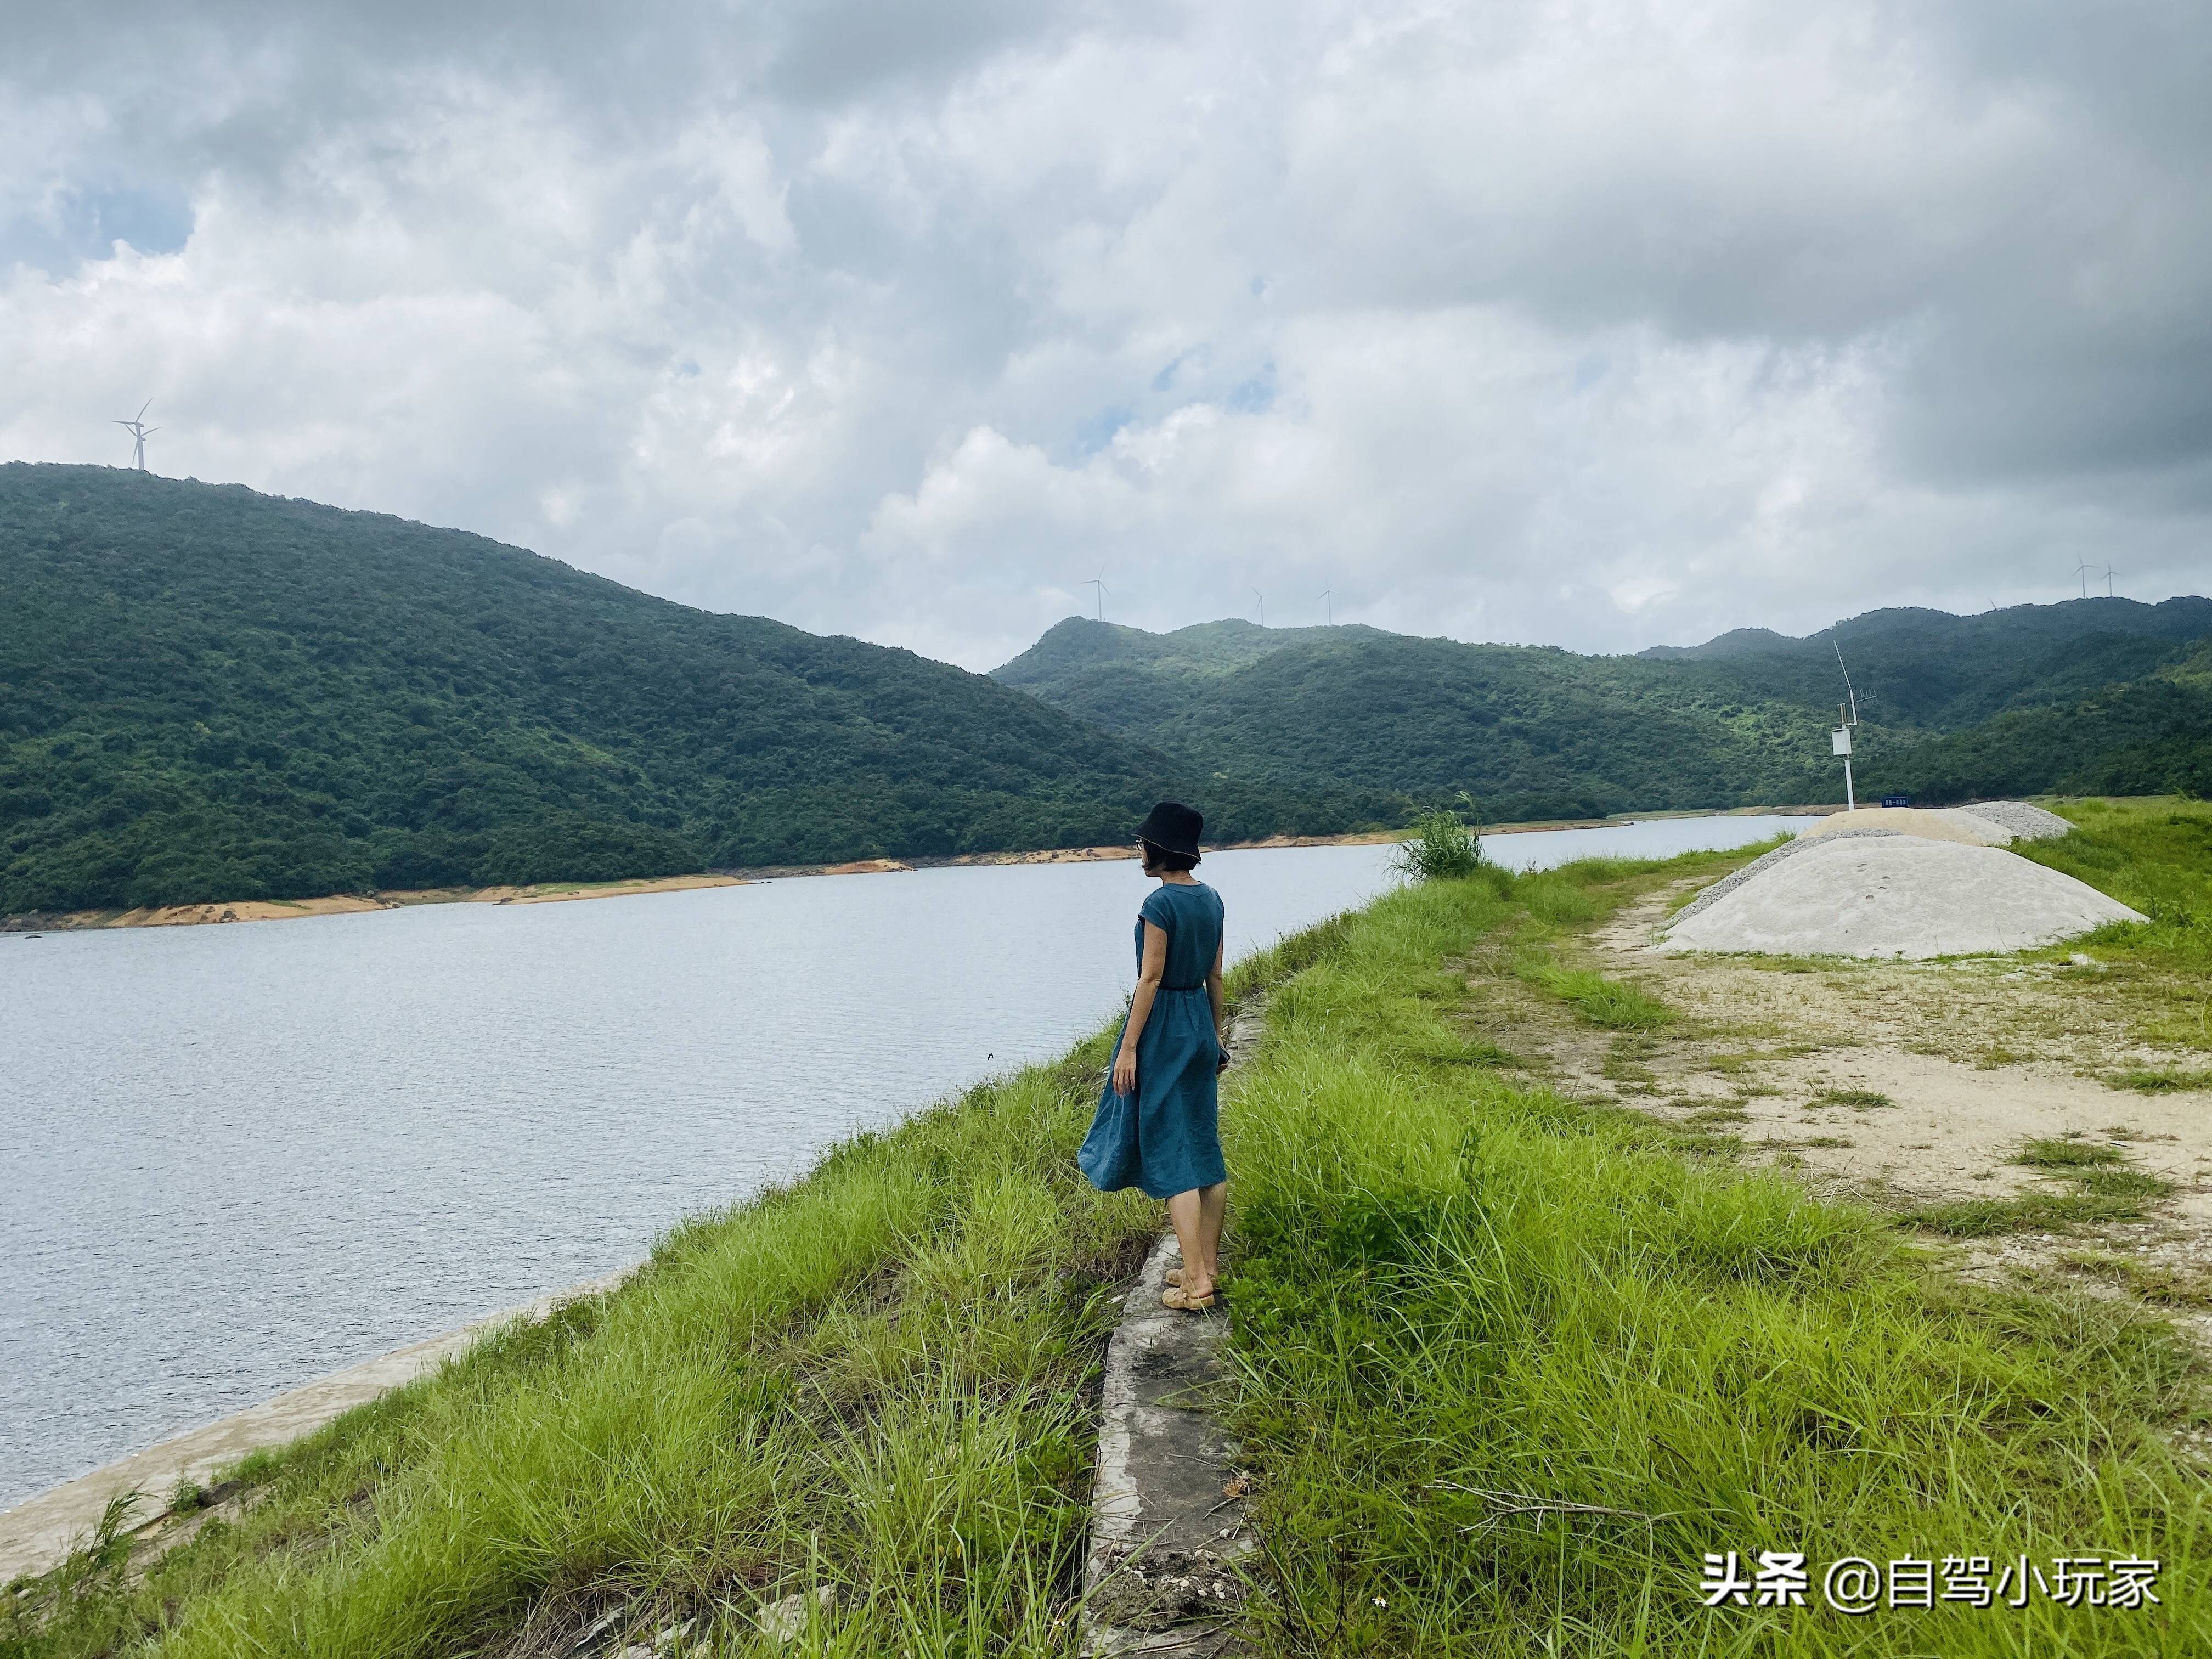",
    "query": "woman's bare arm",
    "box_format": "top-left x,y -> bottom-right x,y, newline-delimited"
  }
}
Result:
1113,922 -> 1169,1097
1207,937 -> 1228,1065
